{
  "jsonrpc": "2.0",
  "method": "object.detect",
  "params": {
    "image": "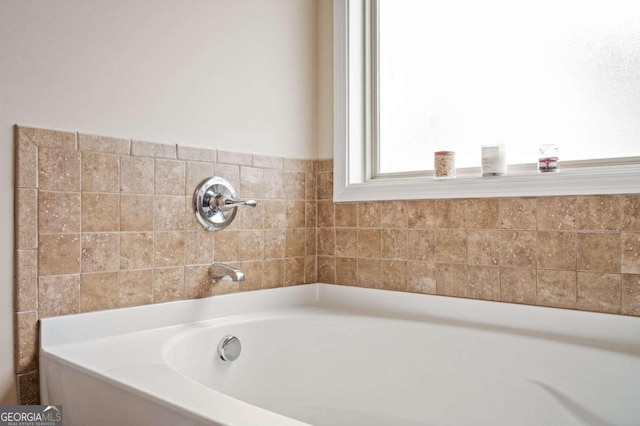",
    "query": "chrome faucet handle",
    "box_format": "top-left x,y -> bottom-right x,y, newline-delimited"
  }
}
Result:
193,176 -> 258,232
215,195 -> 257,211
